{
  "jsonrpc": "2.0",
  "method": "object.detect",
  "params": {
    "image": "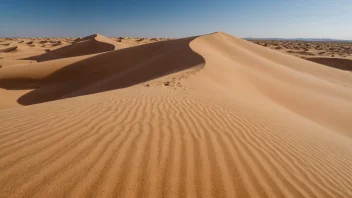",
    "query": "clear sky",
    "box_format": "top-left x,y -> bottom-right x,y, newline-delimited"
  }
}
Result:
0,0 -> 351,39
